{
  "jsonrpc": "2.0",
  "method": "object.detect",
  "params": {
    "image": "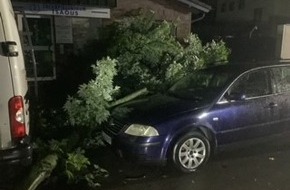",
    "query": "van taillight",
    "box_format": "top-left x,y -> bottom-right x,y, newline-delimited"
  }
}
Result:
9,96 -> 26,140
